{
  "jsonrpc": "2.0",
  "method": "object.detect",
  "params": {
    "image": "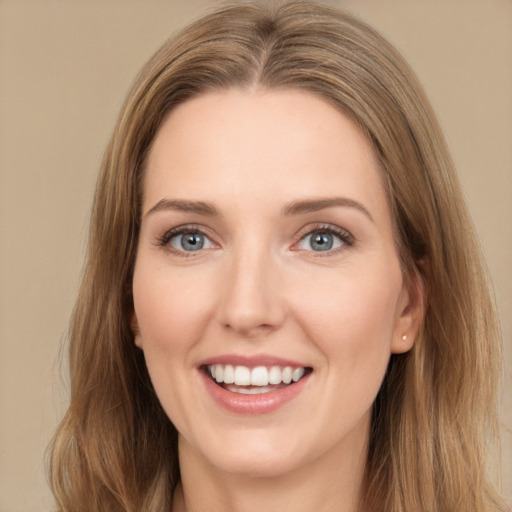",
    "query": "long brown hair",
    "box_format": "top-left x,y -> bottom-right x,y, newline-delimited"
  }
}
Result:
48,2 -> 506,510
